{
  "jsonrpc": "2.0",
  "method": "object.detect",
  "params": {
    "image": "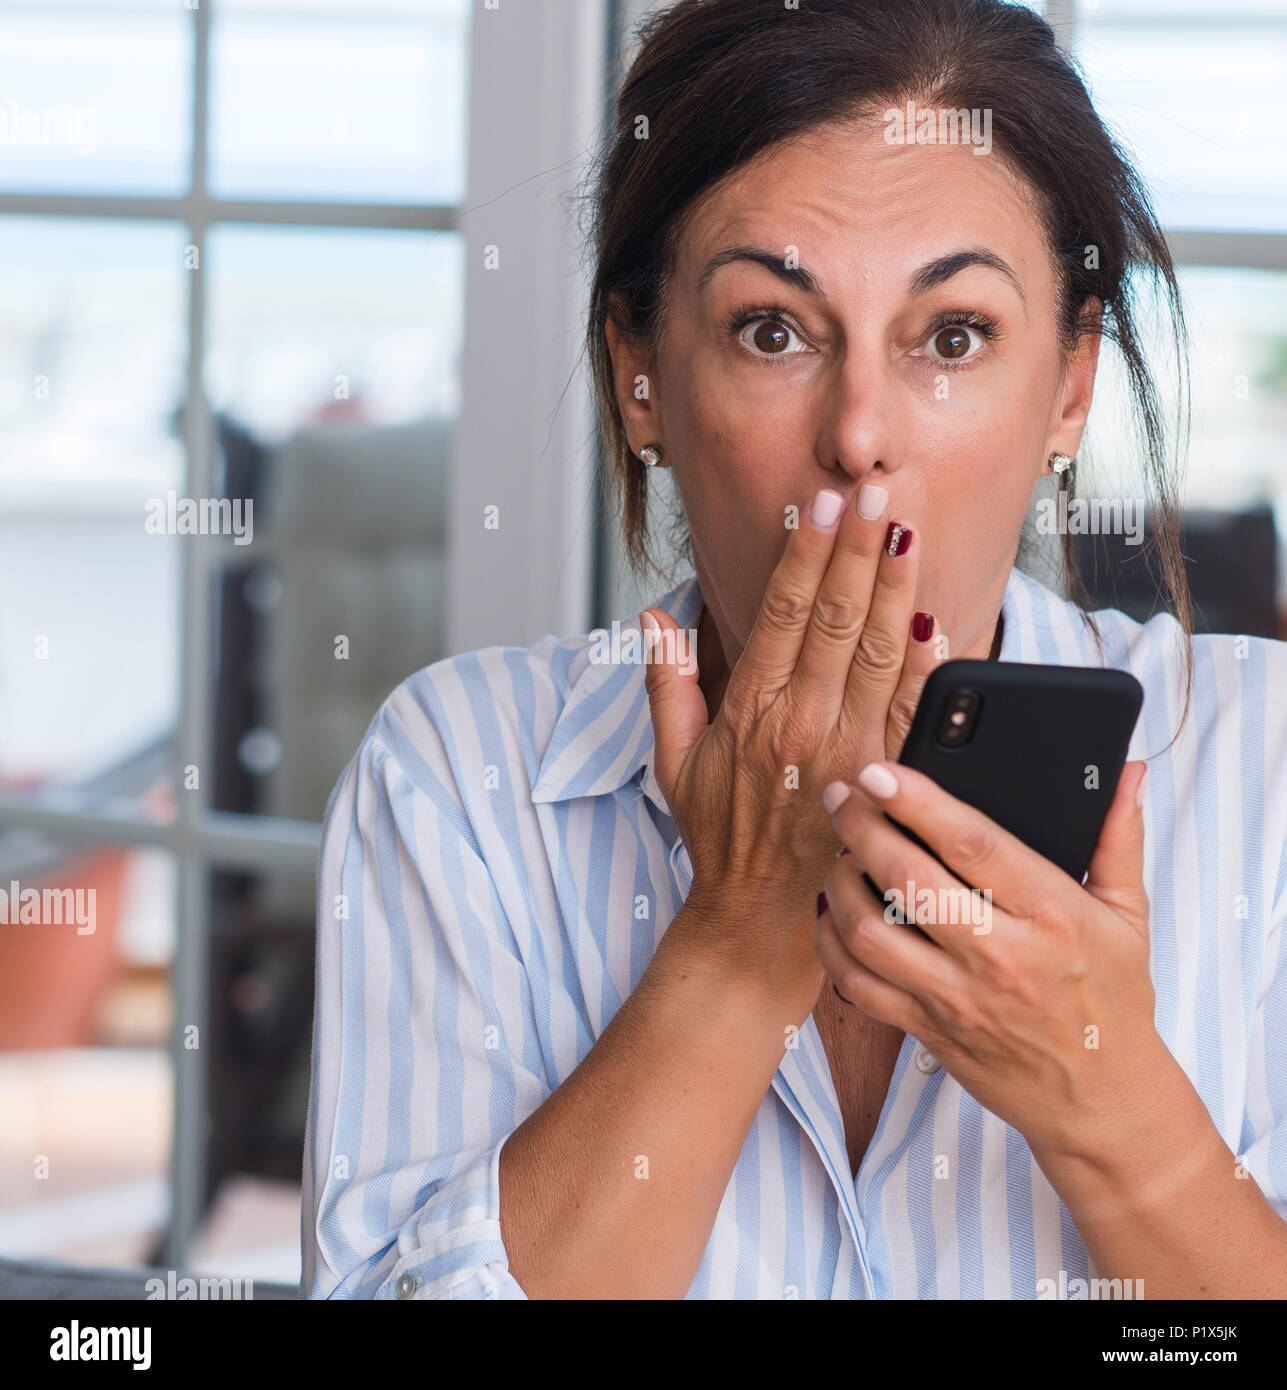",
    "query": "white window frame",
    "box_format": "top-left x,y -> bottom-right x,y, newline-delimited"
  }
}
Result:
0,0 -> 608,1270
